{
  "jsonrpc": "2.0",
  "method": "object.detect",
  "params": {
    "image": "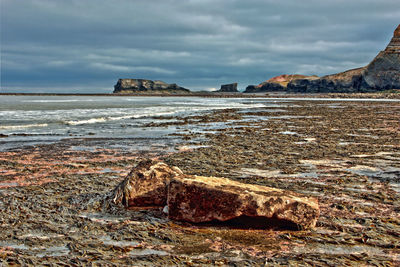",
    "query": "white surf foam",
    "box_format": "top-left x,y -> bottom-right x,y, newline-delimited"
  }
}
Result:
64,117 -> 108,125
0,123 -> 49,130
